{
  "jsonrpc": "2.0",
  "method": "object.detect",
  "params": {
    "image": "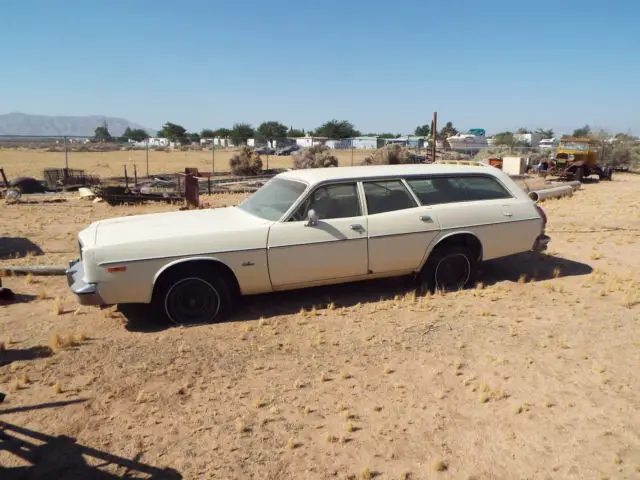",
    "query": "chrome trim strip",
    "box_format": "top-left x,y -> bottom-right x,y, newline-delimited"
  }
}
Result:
98,247 -> 265,267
